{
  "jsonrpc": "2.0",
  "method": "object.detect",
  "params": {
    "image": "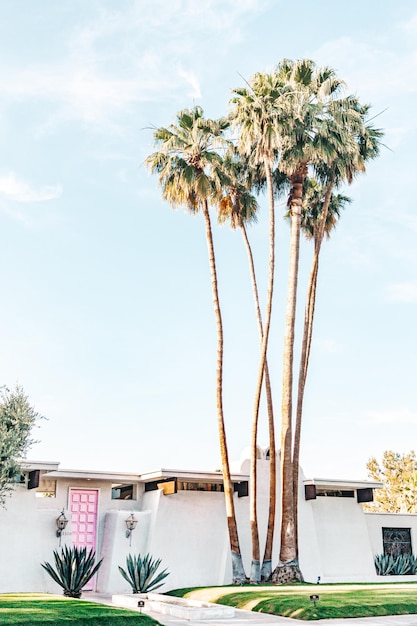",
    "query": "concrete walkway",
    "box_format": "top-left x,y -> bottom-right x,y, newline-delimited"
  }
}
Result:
85,592 -> 295,624
84,593 -> 417,626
